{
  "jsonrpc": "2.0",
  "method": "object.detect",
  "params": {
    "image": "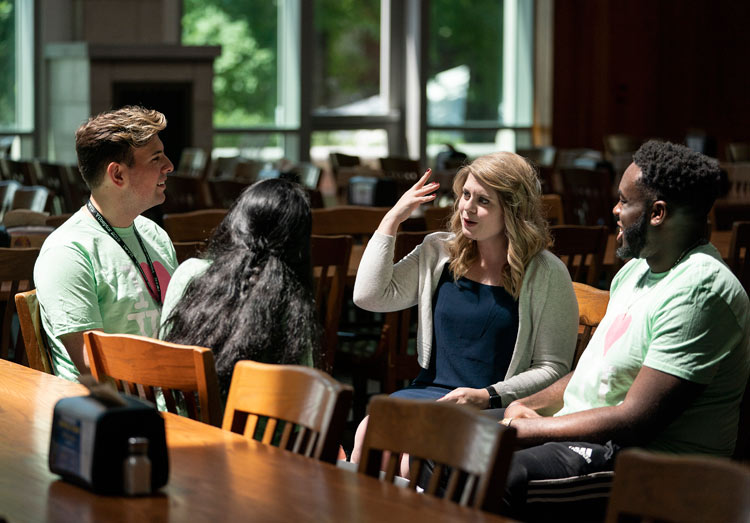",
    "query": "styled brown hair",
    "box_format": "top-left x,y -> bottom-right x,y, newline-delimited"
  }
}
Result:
447,151 -> 550,299
75,106 -> 167,188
